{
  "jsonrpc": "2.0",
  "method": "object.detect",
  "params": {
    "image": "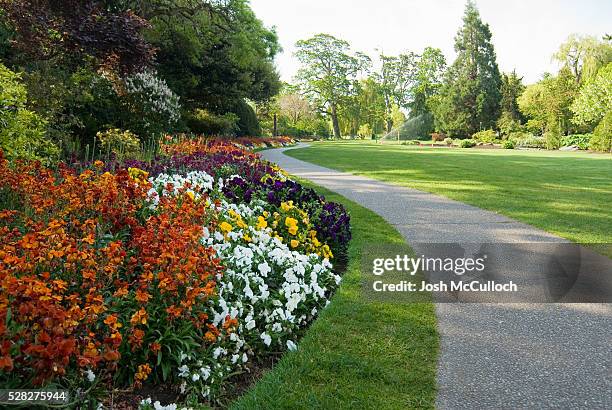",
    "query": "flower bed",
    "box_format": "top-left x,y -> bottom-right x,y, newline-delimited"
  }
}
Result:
0,137 -> 350,408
